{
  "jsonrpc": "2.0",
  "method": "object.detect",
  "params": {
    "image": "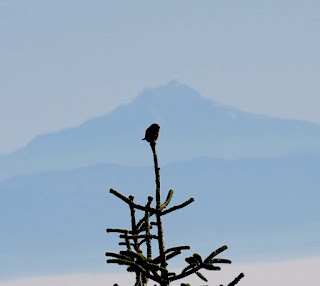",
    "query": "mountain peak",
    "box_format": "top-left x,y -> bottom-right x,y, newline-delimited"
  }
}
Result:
134,80 -> 208,106
1,81 -> 320,181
